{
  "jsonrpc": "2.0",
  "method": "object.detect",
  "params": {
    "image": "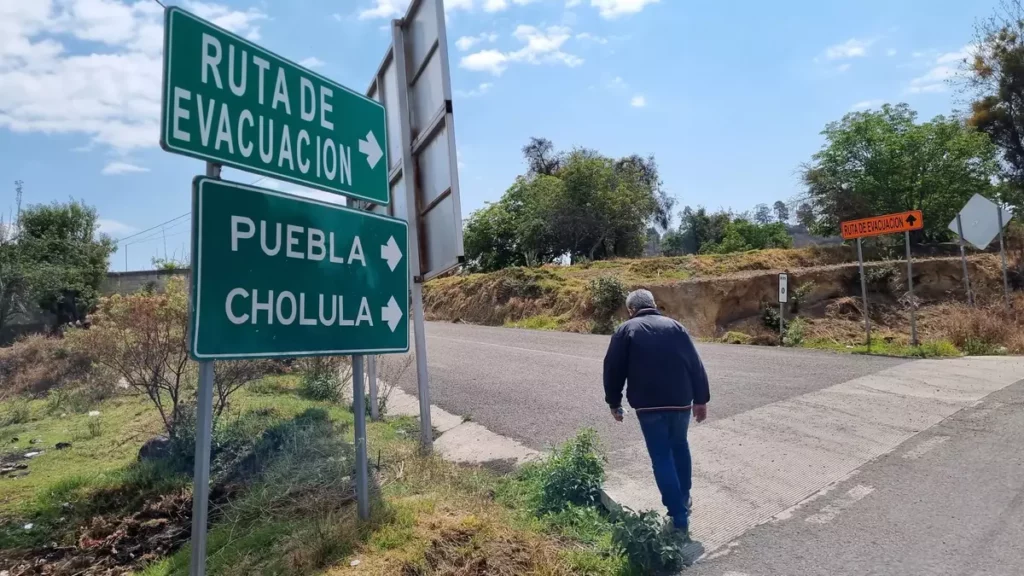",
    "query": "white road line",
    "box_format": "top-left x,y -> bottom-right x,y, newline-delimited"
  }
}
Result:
902,435 -> 950,460
805,484 -> 875,524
